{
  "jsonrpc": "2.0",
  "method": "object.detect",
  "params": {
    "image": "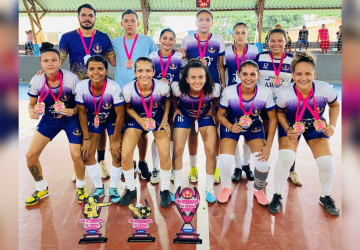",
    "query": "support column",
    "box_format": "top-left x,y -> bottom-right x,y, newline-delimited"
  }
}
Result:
140,0 -> 151,35
22,0 -> 47,44
255,0 -> 265,42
